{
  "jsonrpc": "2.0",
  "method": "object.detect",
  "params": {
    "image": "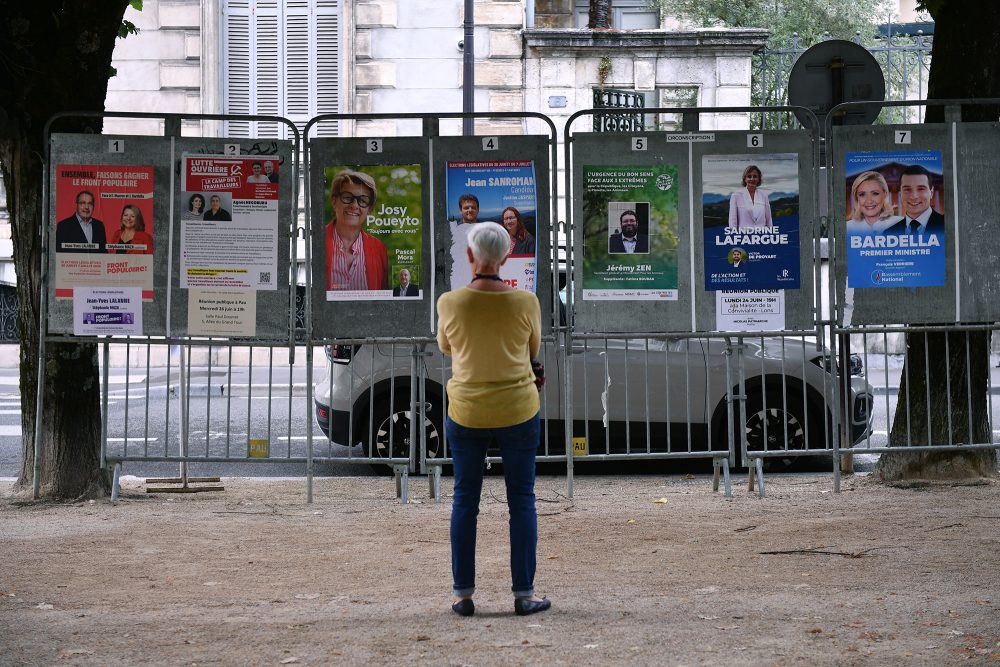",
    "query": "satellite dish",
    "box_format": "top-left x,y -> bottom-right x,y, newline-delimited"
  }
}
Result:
787,40 -> 886,128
